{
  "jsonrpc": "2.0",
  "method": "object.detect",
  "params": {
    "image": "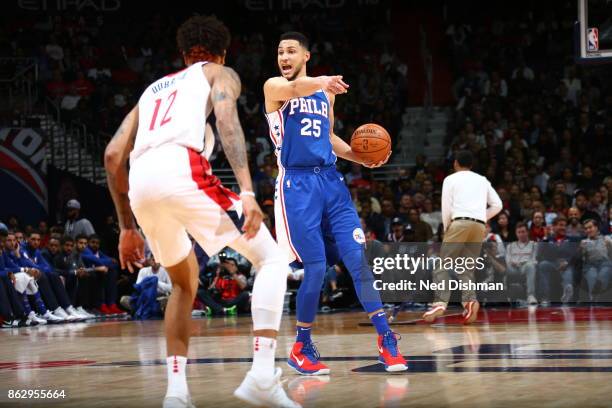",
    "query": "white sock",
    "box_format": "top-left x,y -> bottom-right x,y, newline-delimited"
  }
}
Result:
165,355 -> 189,399
251,337 -> 276,377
